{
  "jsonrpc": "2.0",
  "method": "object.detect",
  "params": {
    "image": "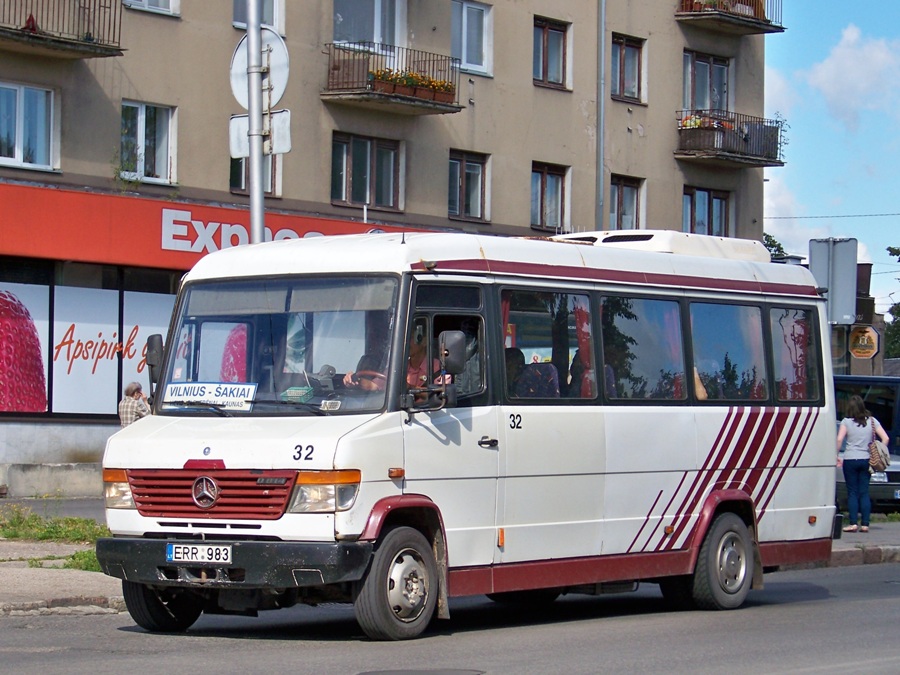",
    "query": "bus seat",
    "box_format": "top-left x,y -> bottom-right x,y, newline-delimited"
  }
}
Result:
514,363 -> 560,398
